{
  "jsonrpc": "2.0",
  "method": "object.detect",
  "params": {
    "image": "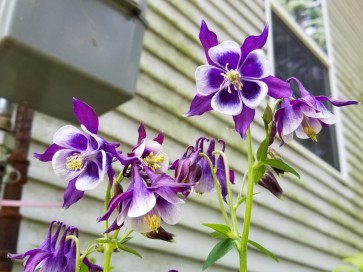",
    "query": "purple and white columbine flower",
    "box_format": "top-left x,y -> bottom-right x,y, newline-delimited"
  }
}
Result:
34,98 -> 117,208
8,221 -> 102,272
273,78 -> 358,144
185,20 -> 292,138
98,164 -> 189,237
116,123 -> 168,177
